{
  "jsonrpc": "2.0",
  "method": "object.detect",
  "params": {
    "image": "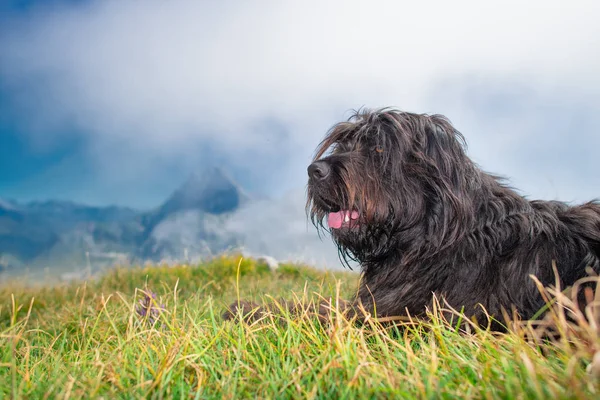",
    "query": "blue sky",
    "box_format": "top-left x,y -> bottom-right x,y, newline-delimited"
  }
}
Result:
1,0 -> 599,209
0,0 -> 105,204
